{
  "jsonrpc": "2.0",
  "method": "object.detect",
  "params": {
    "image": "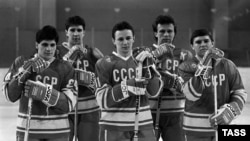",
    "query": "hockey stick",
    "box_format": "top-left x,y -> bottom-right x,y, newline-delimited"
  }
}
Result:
73,96 -> 79,141
73,57 -> 81,141
133,62 -> 143,141
24,98 -> 33,141
154,94 -> 162,140
212,60 -> 218,141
